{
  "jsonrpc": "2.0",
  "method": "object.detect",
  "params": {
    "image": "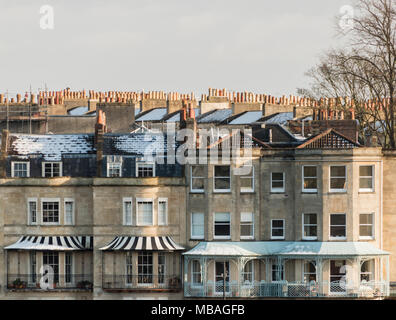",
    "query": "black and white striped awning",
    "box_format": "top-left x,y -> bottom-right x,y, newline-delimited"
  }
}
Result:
99,236 -> 184,251
4,236 -> 93,251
